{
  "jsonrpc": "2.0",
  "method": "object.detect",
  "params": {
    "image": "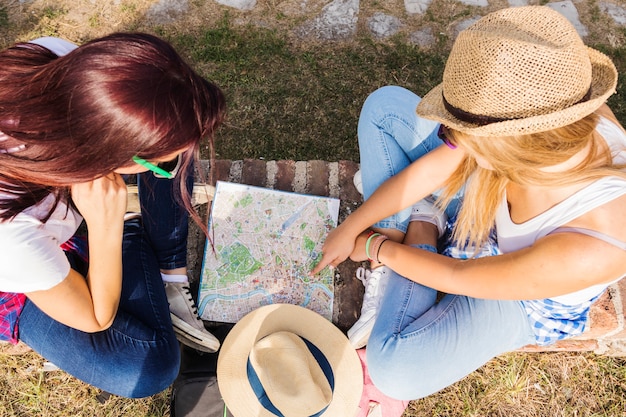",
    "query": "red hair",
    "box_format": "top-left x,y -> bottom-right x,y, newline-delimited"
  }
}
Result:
0,33 -> 225,221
